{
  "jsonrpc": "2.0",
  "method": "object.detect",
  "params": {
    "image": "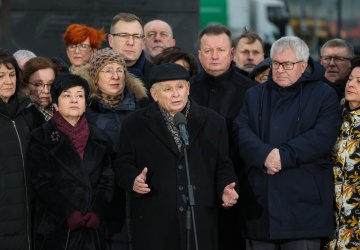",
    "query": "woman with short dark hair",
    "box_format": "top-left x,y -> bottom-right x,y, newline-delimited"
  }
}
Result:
28,72 -> 114,250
